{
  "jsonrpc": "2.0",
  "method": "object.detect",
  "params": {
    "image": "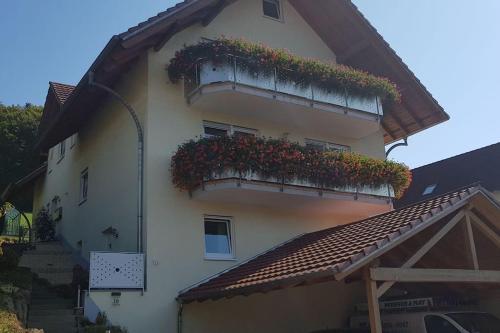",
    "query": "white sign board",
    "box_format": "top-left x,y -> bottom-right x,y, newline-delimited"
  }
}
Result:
89,252 -> 144,290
